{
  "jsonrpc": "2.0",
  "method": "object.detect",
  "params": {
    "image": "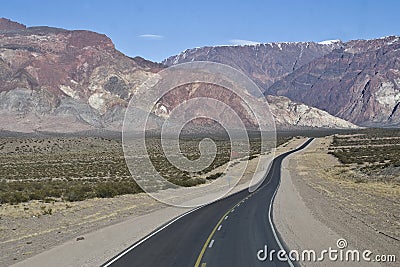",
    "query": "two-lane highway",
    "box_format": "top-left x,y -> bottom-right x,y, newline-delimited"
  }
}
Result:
103,138 -> 313,267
